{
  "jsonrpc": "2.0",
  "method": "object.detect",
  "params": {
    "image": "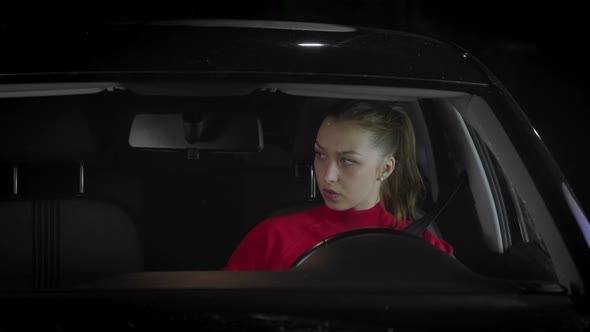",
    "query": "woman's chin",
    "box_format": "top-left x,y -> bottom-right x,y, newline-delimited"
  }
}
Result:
323,200 -> 349,211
